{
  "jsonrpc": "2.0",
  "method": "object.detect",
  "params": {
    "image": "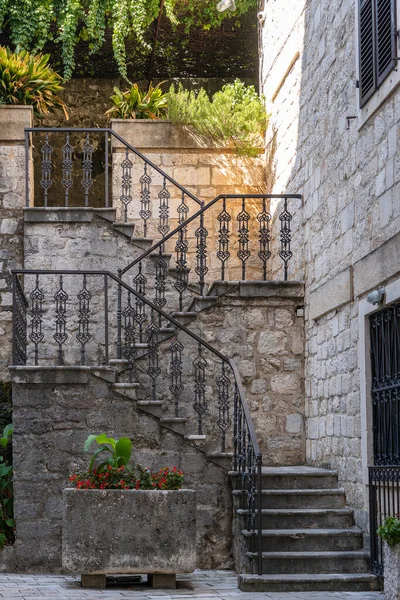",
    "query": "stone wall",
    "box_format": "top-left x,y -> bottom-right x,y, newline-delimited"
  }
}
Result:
260,0 -> 400,527
10,367 -> 233,572
0,107 -> 32,380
